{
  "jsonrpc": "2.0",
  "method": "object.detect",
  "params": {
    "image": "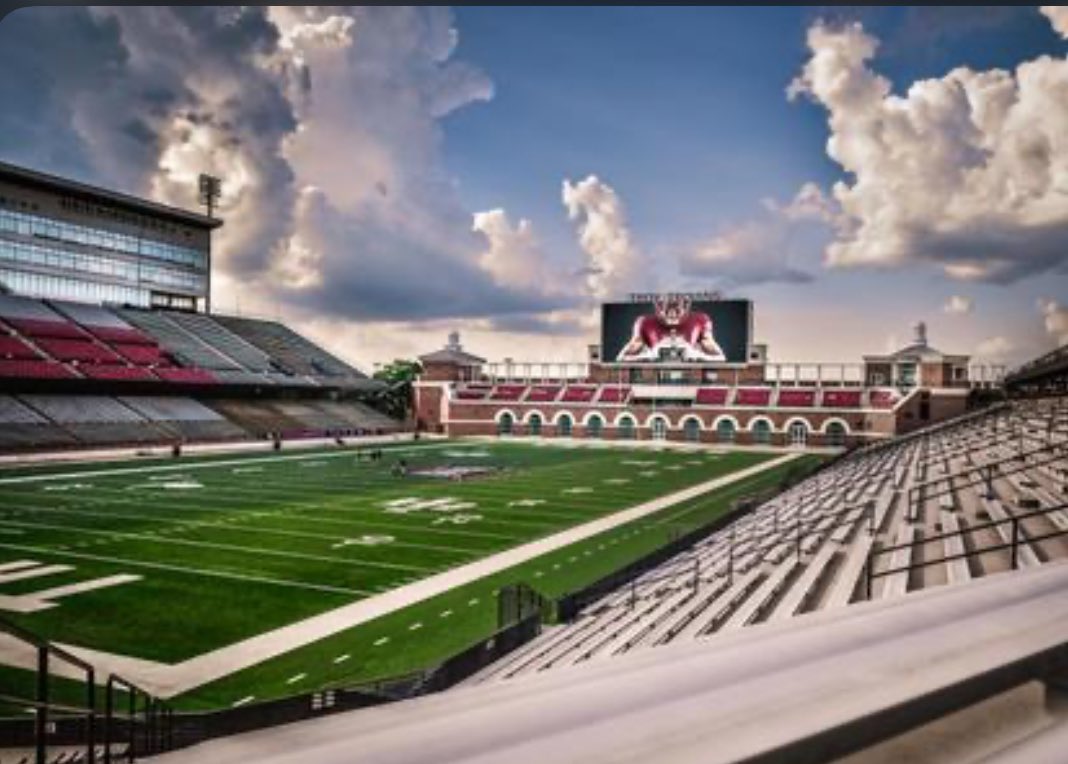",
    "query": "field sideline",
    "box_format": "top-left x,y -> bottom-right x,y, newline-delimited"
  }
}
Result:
0,439 -> 820,706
